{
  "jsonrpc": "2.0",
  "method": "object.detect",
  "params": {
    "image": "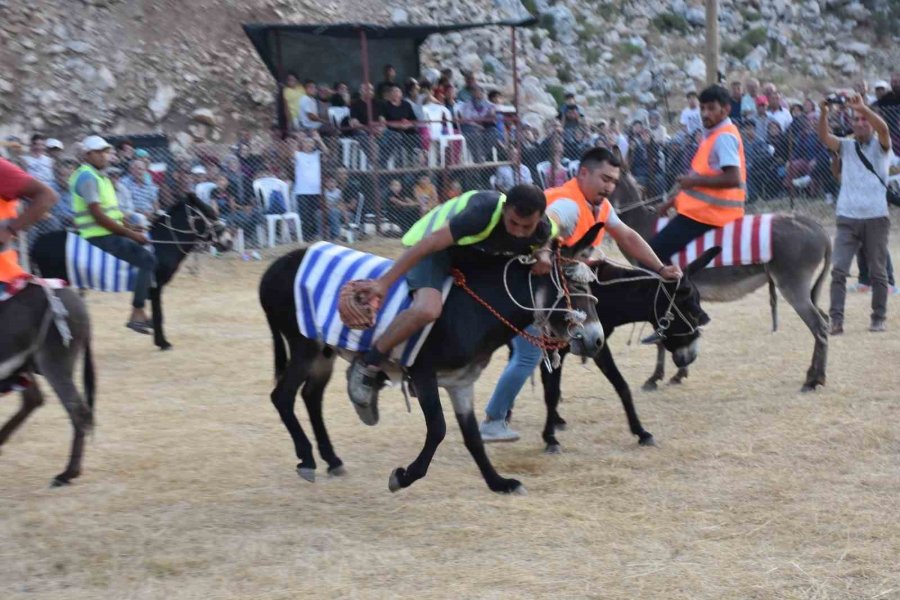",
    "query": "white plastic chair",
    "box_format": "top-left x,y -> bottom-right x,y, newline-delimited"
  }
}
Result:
339,137 -> 368,170
567,160 -> 580,178
252,177 -> 302,247
328,106 -> 350,131
536,161 -> 551,189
